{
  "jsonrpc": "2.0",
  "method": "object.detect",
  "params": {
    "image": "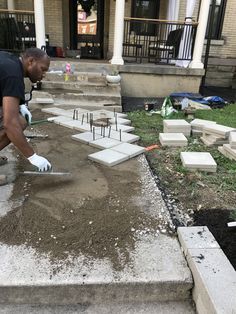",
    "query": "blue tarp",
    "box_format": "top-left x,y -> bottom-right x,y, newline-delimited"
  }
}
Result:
169,93 -> 228,107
